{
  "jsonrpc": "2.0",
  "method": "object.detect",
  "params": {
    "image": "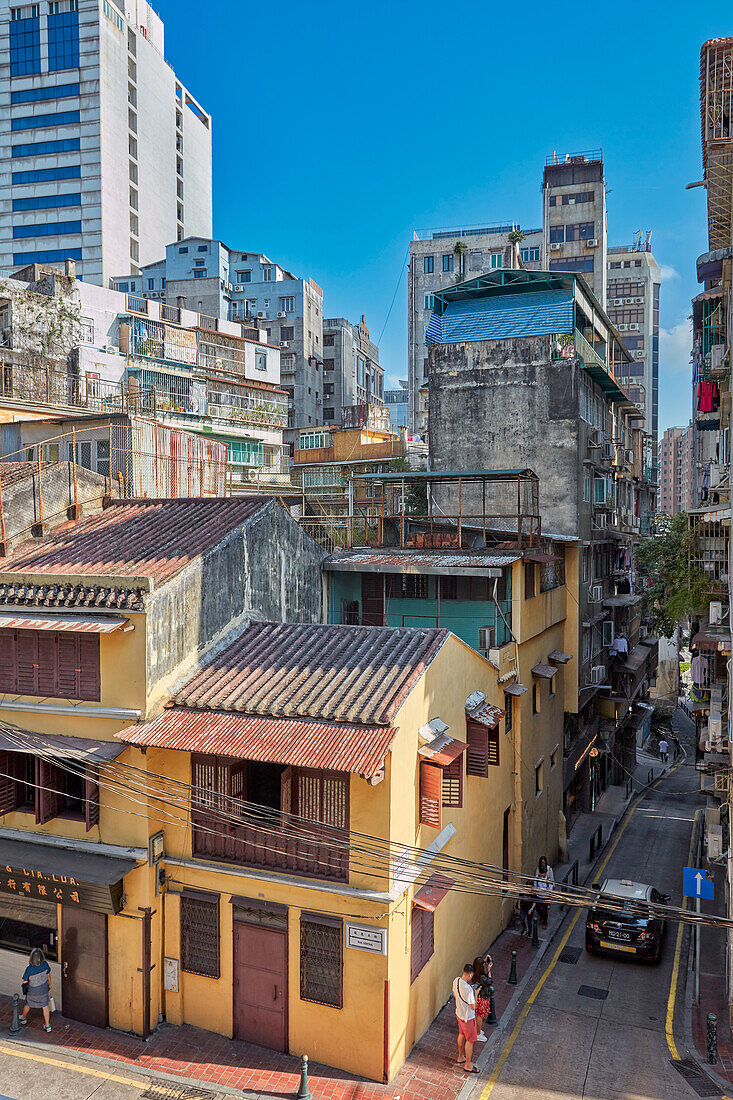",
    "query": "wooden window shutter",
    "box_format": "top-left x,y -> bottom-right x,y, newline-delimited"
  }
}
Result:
487,727 -> 500,768
77,635 -> 101,701
466,719 -> 489,778
36,758 -> 62,825
410,906 -> 435,982
280,765 -> 293,814
0,751 -> 20,816
441,755 -> 463,807
419,762 -> 442,829
56,634 -> 78,698
321,772 -> 348,829
0,631 -> 16,694
16,631 -> 37,695
36,634 -> 57,697
85,766 -> 100,831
